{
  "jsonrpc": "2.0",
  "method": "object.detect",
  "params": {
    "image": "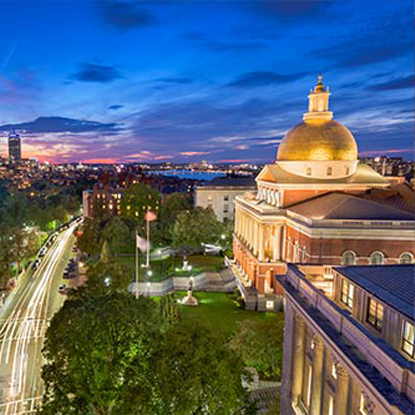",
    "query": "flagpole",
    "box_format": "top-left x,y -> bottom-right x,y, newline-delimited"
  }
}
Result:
135,231 -> 139,299
146,214 -> 150,268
